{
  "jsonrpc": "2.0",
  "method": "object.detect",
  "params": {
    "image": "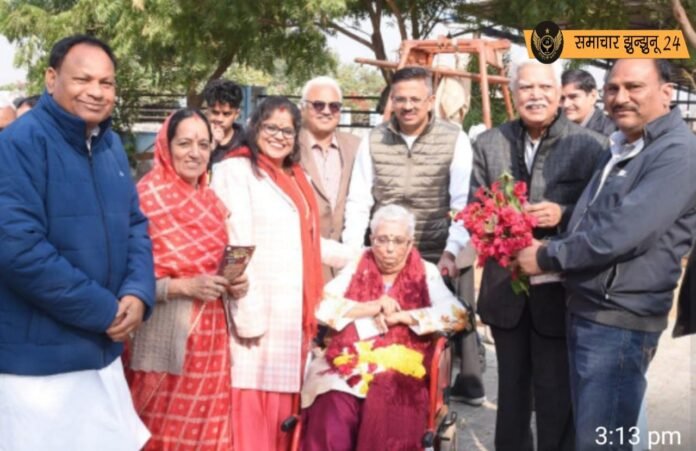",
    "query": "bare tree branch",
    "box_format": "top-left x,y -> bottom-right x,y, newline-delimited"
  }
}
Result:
672,0 -> 696,49
409,1 -> 420,39
385,0 -> 408,40
370,0 -> 382,30
421,4 -> 448,38
361,0 -> 391,83
187,50 -> 237,107
323,20 -> 373,48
